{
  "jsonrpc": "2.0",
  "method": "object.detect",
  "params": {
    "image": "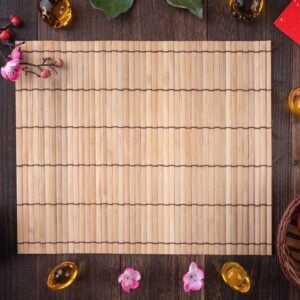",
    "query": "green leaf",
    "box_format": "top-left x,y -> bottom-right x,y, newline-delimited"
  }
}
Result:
90,0 -> 134,19
166,0 -> 203,18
